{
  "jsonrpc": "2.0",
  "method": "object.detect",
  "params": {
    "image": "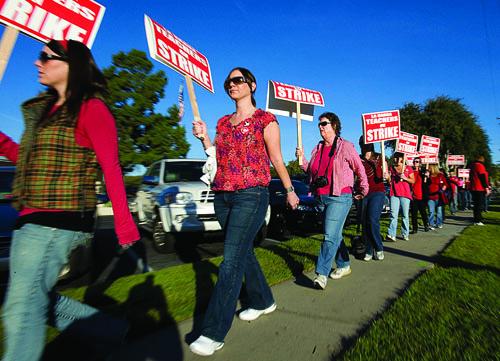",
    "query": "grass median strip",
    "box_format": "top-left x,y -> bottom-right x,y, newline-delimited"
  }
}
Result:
336,204 -> 500,361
